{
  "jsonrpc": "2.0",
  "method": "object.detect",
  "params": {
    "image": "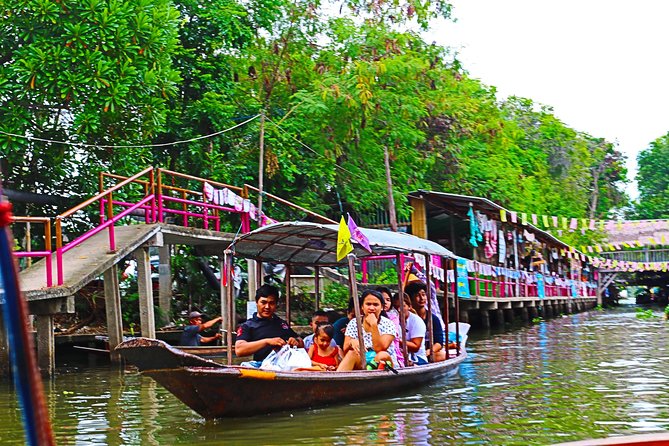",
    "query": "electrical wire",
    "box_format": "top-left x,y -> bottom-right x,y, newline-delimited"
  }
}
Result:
266,117 -> 364,180
0,114 -> 260,149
